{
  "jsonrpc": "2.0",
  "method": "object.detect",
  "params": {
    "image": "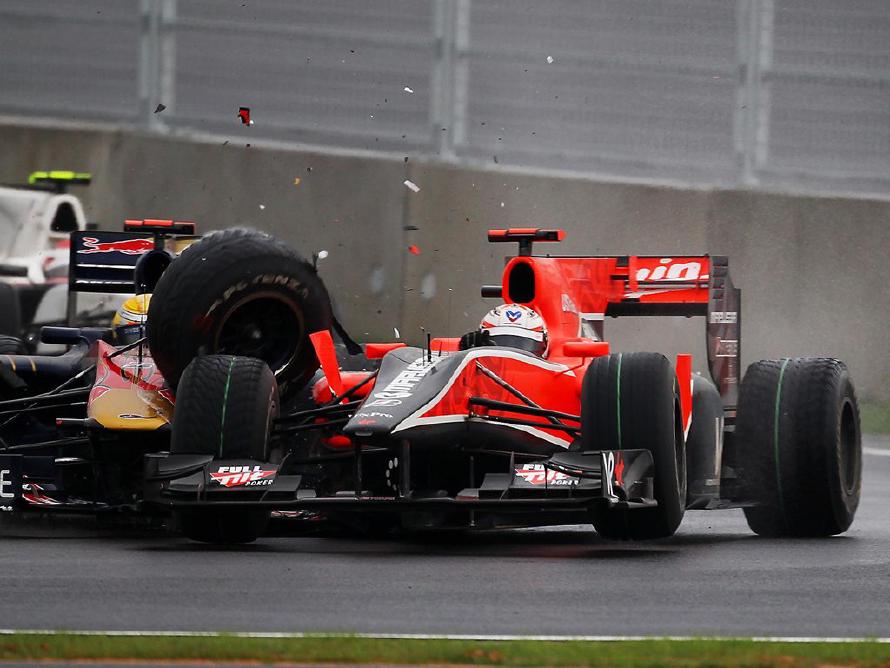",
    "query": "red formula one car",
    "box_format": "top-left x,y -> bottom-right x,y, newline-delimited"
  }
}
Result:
135,227 -> 860,543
